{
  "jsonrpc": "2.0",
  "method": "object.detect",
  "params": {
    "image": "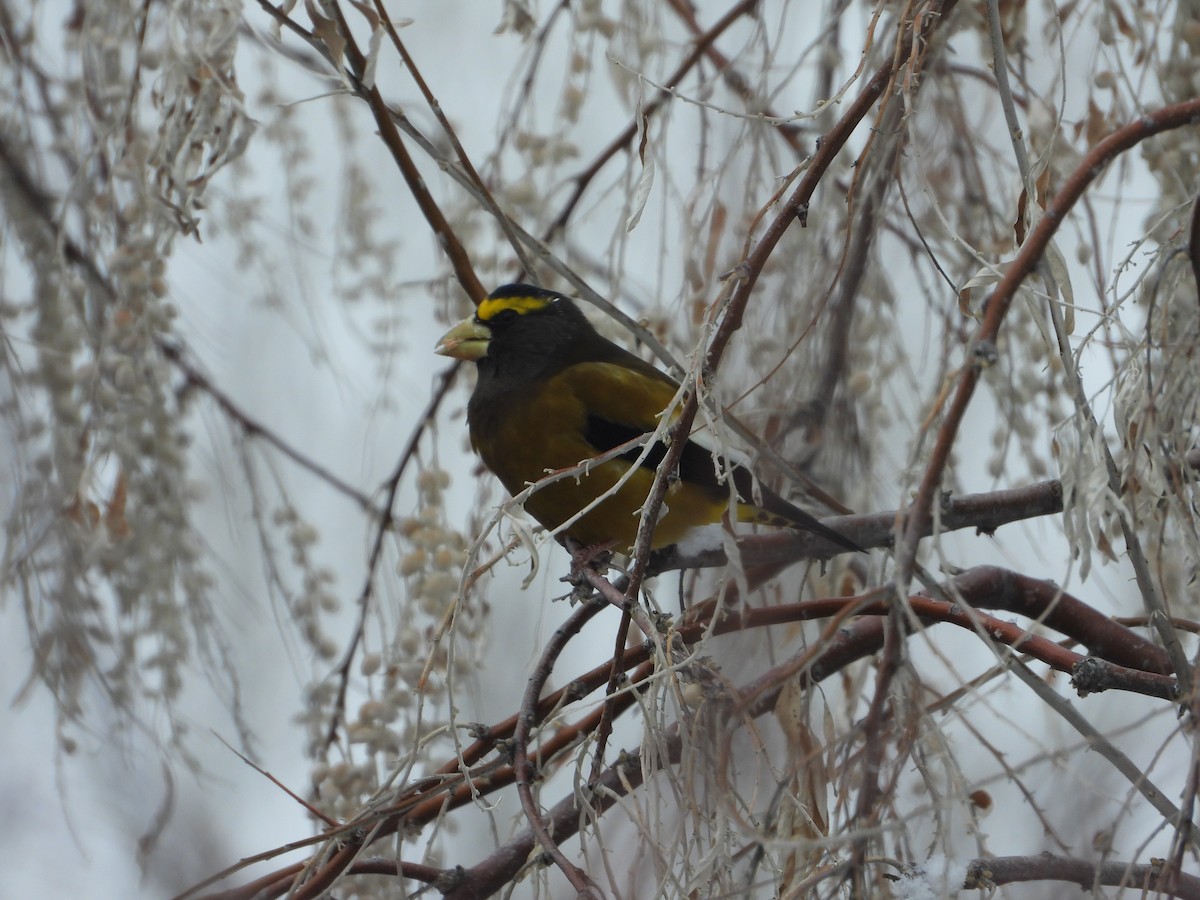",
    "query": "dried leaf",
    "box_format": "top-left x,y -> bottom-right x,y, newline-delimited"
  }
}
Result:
347,0 -> 379,27
774,680 -> 830,893
774,679 -> 829,837
961,264 -> 1002,317
494,0 -> 535,37
306,0 -> 347,85
1085,98 -> 1110,148
1035,164 -> 1051,209
1109,3 -> 1135,40
1014,186 -> 1028,244
345,0 -> 407,90
65,495 -> 100,530
625,148 -> 654,233
1043,240 -> 1075,334
958,288 -> 975,319
362,23 -> 384,88
704,203 -> 726,282
105,470 -> 131,540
